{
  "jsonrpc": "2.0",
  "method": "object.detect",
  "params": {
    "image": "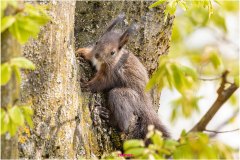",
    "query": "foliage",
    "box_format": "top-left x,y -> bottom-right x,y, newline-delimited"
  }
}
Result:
147,0 -> 239,122
104,127 -> 233,159
1,106 -> 34,136
1,57 -> 35,85
1,1 -> 49,137
149,0 -> 217,22
1,2 -> 49,44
